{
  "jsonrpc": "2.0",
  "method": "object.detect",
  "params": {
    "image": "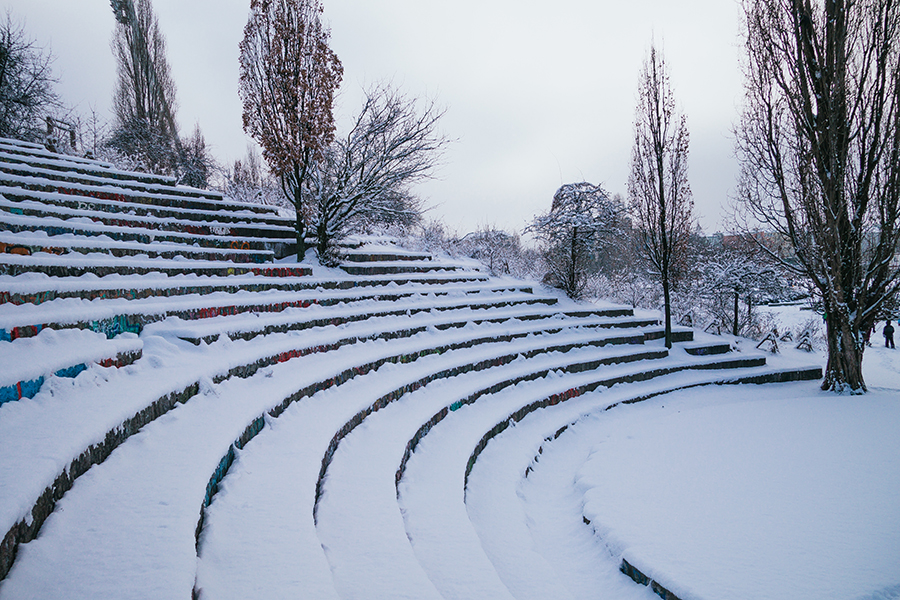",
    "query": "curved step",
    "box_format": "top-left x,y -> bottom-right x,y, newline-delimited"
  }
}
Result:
0,229 -> 275,264
0,324 -> 646,595
0,195 -> 296,242
0,157 -> 279,215
196,333 -> 662,599
0,272 -> 533,306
